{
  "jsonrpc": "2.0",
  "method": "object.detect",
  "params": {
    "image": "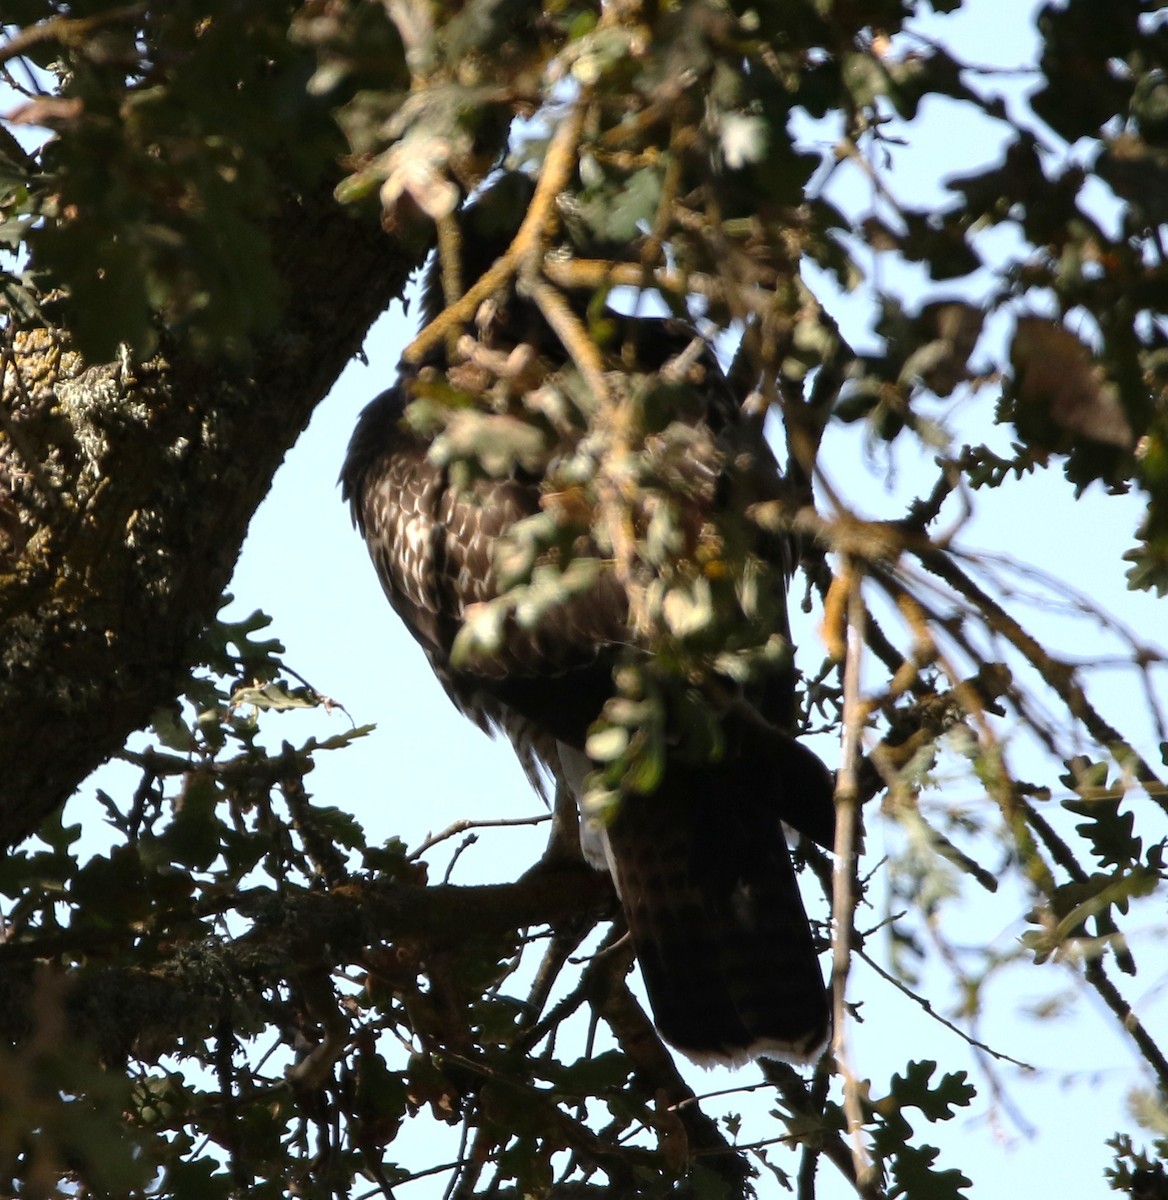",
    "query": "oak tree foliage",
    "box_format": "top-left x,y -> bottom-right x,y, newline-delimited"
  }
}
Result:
0,0 -> 1166,1197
